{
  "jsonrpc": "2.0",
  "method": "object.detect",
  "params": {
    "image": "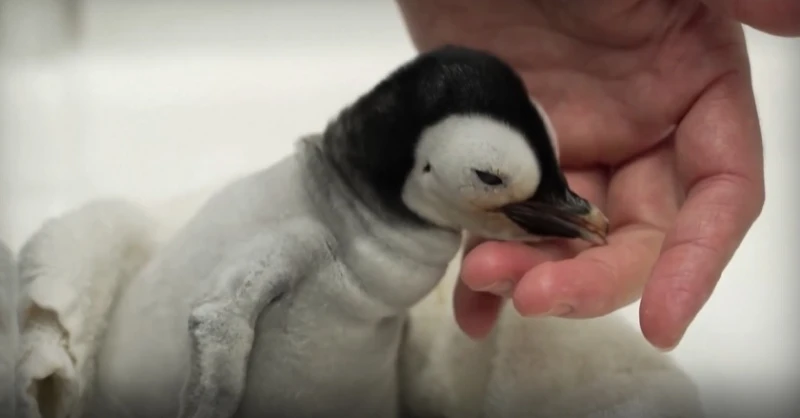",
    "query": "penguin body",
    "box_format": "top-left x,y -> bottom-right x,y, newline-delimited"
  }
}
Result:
90,45 -> 601,418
